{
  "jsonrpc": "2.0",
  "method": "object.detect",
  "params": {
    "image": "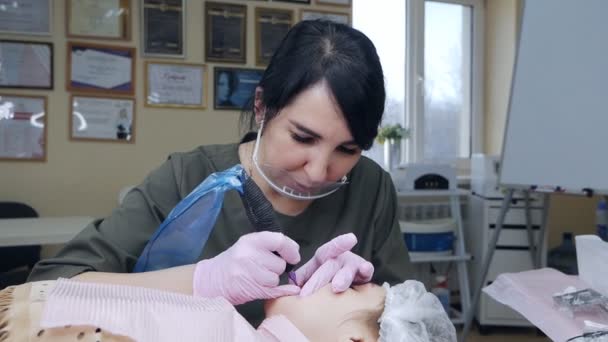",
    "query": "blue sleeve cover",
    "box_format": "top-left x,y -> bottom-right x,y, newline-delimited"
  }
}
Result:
133,164 -> 245,272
